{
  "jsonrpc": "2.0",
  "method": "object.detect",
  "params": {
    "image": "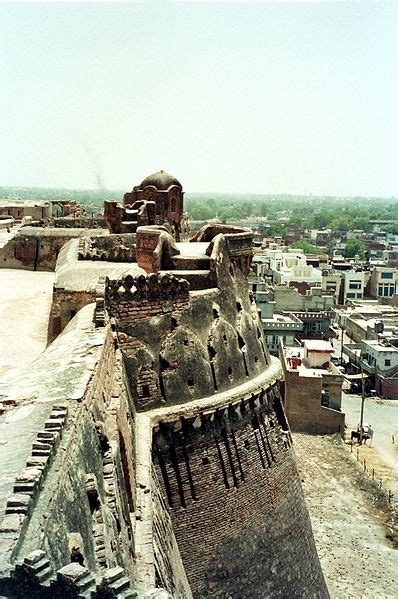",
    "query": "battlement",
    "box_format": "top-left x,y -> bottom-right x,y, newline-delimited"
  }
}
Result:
106,273 -> 190,303
2,549 -> 164,598
78,234 -> 137,263
104,199 -> 156,235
